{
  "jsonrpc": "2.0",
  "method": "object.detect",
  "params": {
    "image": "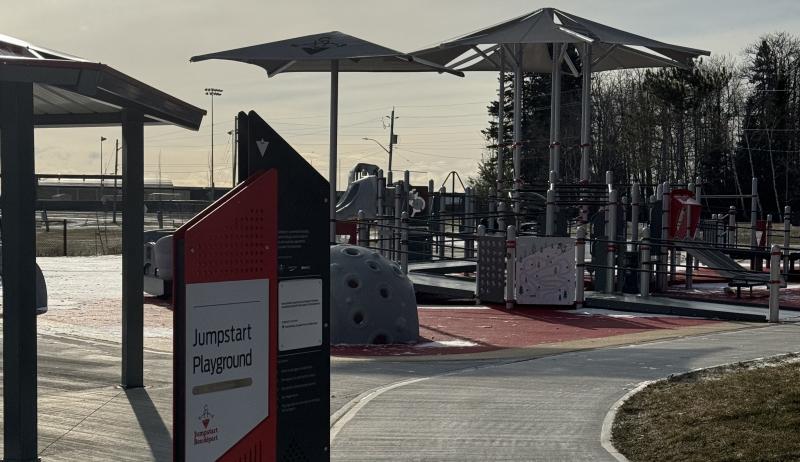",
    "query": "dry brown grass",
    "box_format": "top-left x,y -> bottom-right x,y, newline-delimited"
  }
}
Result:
613,359 -> 800,462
